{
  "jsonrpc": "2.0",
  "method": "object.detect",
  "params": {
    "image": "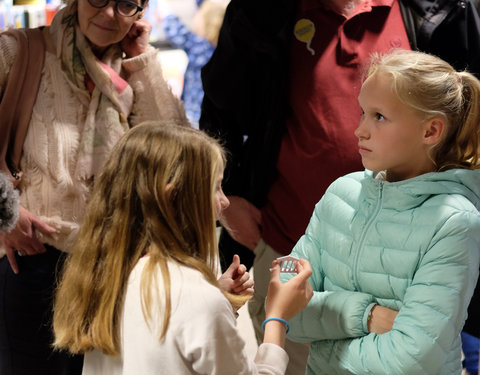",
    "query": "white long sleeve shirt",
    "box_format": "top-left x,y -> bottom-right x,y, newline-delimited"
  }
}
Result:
83,257 -> 288,375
